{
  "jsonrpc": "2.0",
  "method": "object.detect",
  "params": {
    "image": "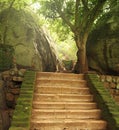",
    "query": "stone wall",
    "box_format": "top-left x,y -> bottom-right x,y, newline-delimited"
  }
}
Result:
9,71 -> 35,130
86,74 -> 119,130
99,75 -> 119,104
0,70 -> 35,130
0,68 -> 26,130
